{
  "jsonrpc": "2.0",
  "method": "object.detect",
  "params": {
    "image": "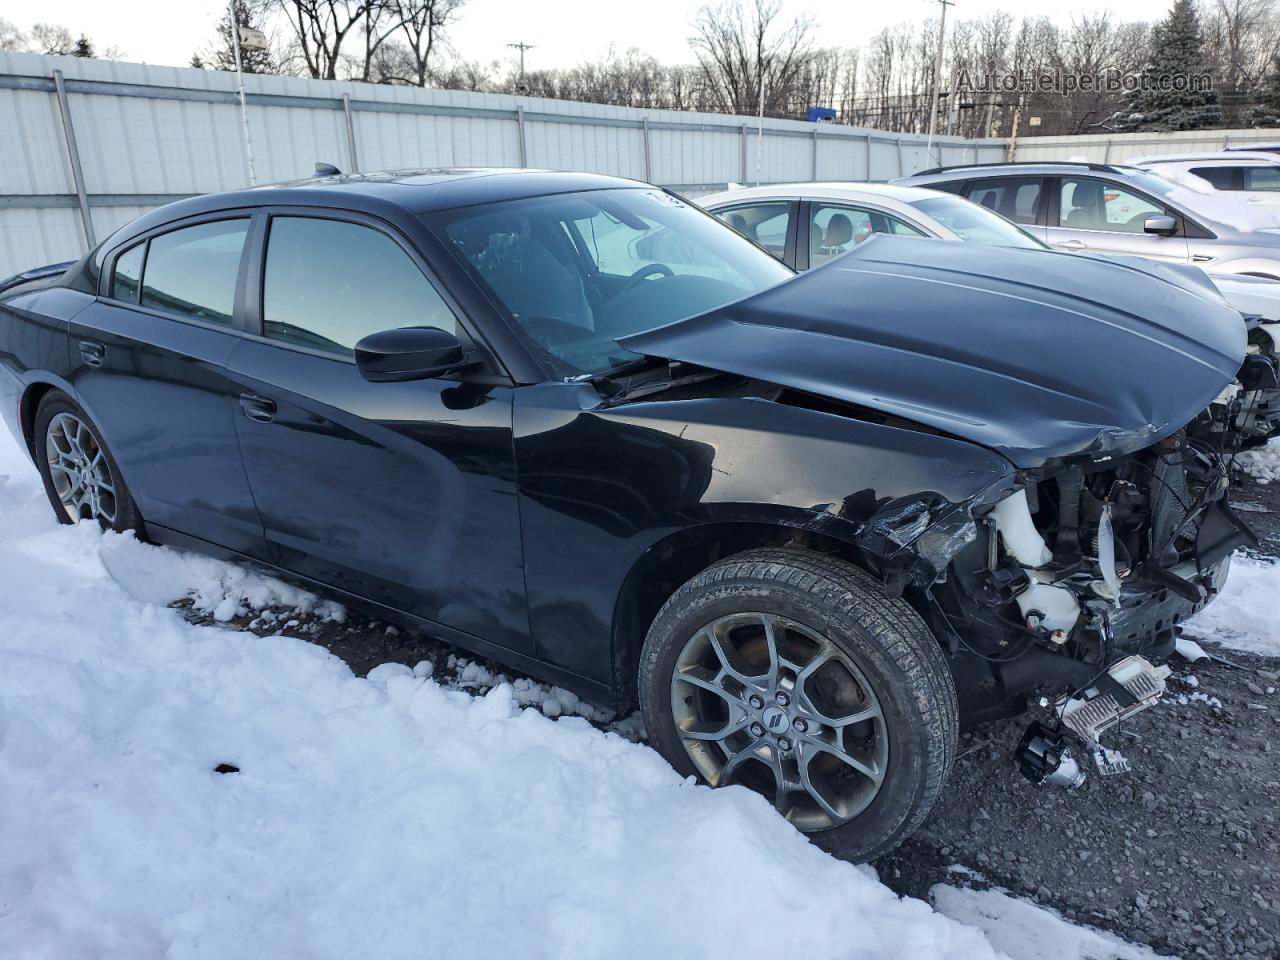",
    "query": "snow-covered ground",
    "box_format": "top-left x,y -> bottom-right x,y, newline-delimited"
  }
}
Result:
1183,552 -> 1280,656
0,419 -> 1243,960
1239,438 -> 1280,485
